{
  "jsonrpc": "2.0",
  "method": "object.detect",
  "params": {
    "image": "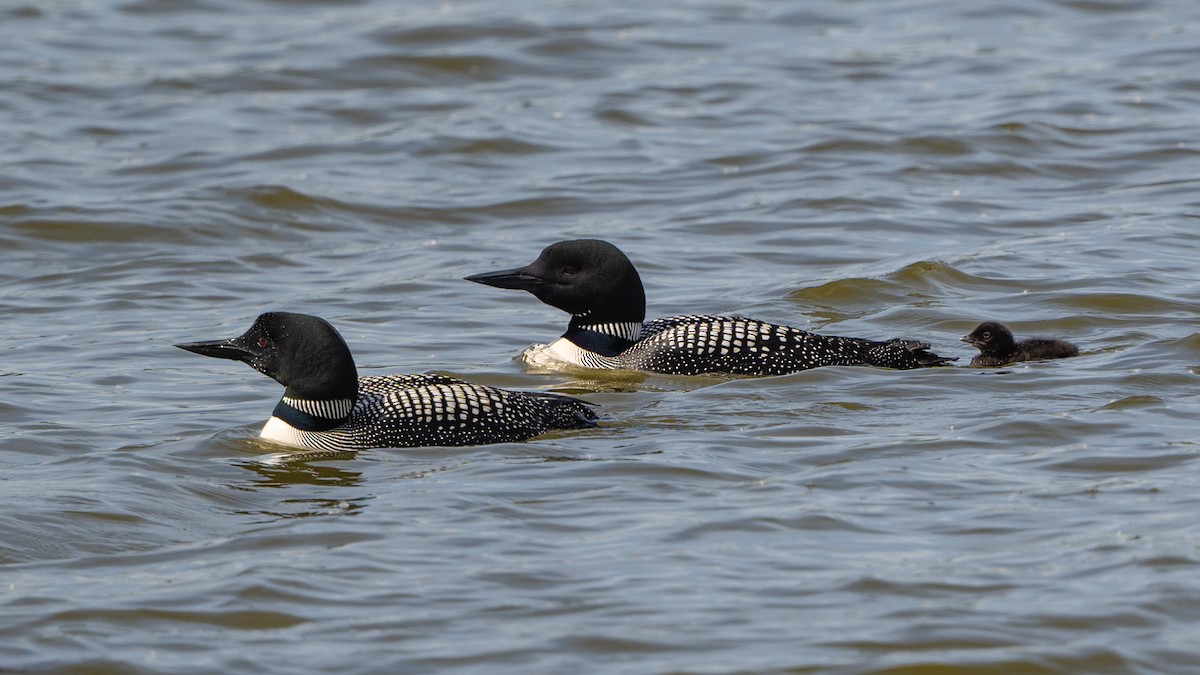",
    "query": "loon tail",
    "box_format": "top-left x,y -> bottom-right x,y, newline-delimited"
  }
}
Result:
527,391 -> 600,429
866,339 -> 957,370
